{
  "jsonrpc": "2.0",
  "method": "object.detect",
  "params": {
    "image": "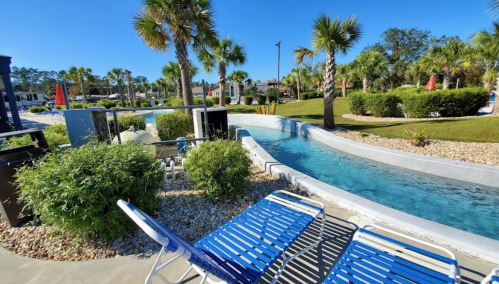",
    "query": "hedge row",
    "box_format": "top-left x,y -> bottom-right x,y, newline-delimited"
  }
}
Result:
300,91 -> 324,100
348,88 -> 489,118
